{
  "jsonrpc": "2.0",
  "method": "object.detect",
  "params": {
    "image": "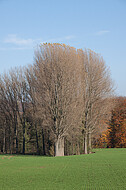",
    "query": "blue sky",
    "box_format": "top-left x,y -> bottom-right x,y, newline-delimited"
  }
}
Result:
0,0 -> 126,96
